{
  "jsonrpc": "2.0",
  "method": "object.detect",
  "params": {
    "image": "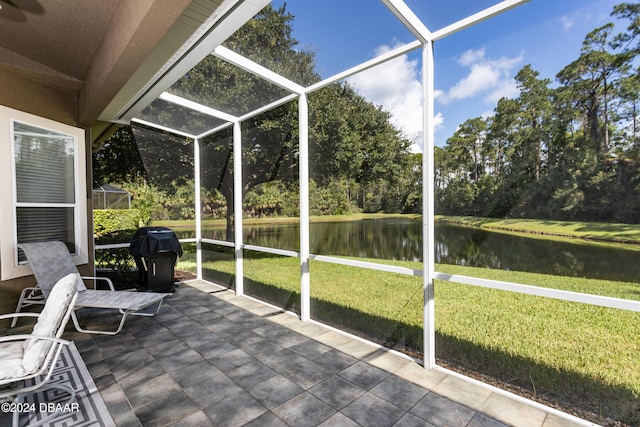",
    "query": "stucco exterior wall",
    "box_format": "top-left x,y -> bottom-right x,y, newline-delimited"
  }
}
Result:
0,73 -> 94,317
